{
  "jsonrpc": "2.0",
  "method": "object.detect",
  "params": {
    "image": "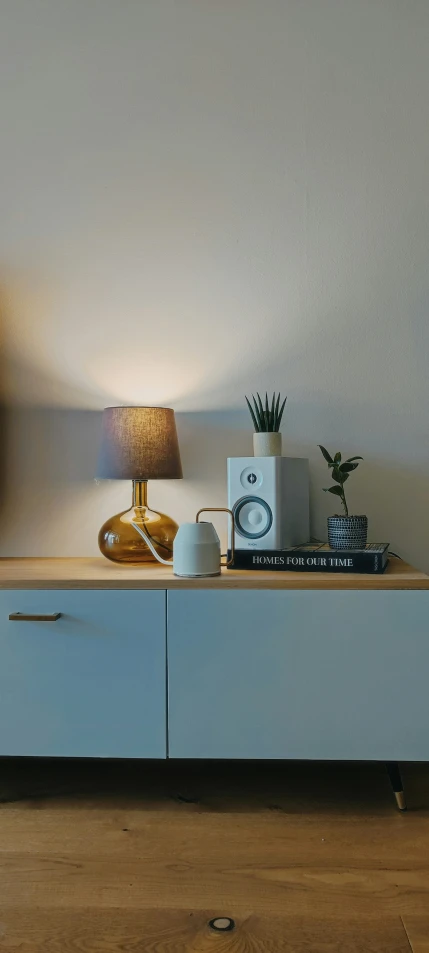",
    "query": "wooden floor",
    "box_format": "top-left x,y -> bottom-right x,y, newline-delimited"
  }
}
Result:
1,759 -> 429,951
